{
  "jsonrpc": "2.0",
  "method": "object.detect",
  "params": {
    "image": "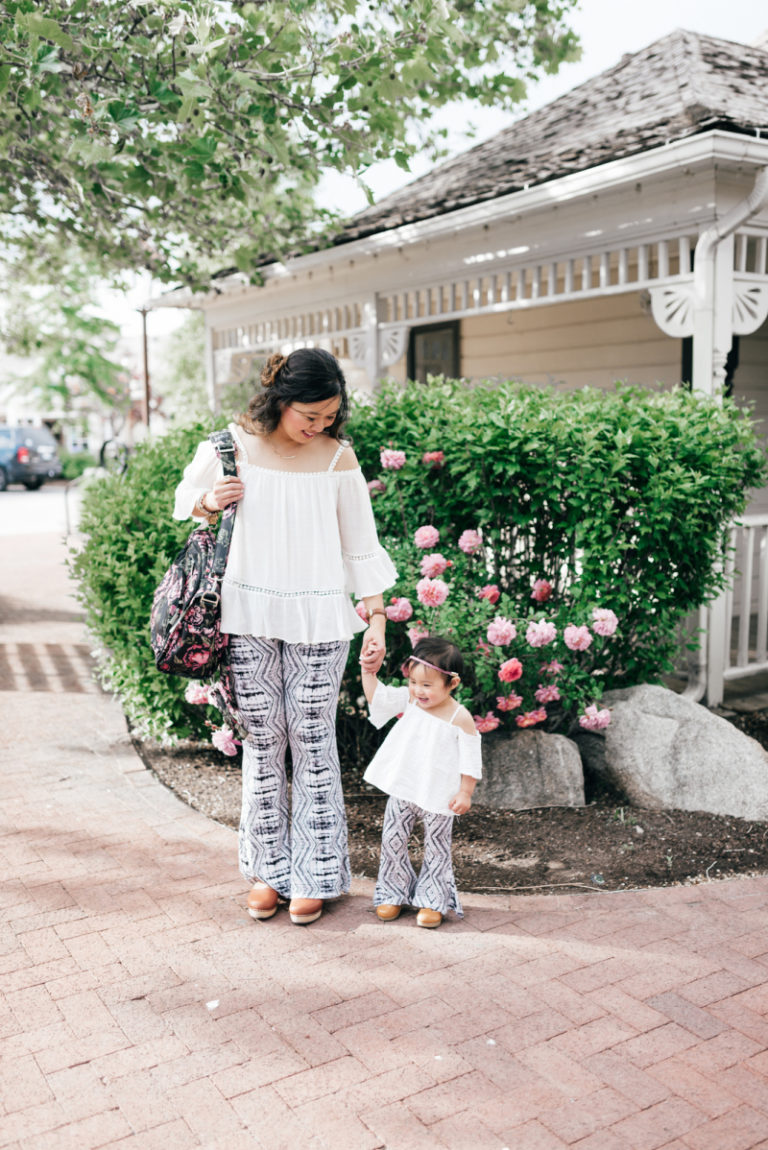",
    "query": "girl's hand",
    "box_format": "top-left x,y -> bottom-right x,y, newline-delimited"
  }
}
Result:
448,790 -> 472,815
360,628 -> 386,675
210,474 -> 245,510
